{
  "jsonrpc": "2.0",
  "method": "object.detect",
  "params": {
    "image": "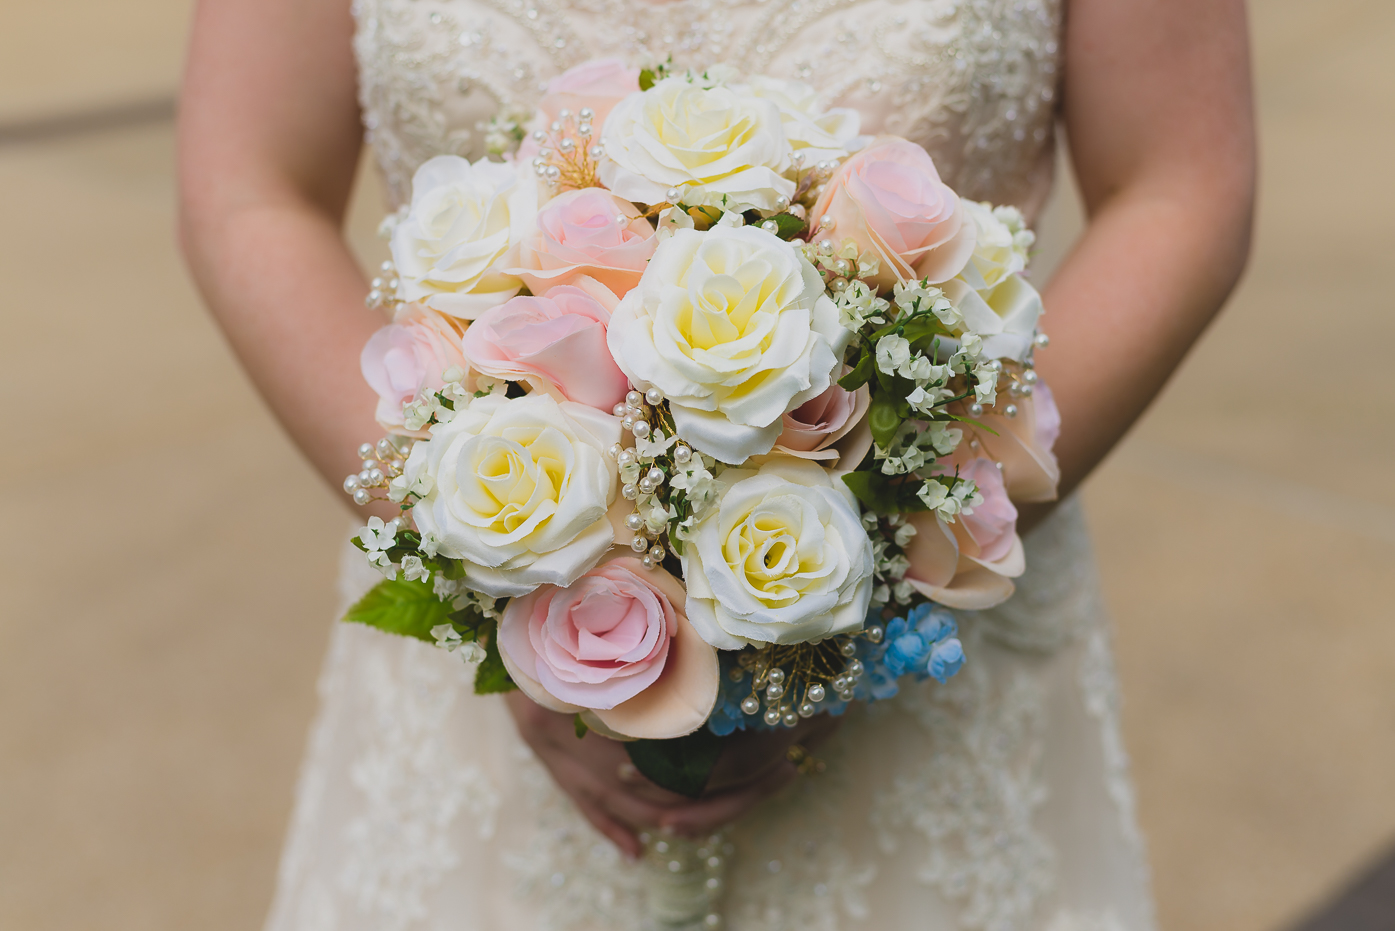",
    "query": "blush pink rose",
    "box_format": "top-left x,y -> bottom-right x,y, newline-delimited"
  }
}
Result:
539,58 -> 641,129
952,457 -> 1019,564
360,305 -> 469,431
811,137 -> 976,290
772,383 -> 872,464
506,188 -> 657,298
460,284 -> 630,412
497,559 -> 720,739
970,385 -> 1061,503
